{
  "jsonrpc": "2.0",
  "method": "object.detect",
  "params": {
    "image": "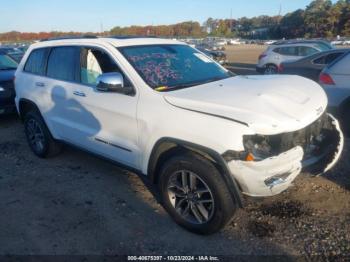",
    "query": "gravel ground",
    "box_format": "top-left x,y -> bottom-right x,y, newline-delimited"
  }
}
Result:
0,114 -> 349,259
